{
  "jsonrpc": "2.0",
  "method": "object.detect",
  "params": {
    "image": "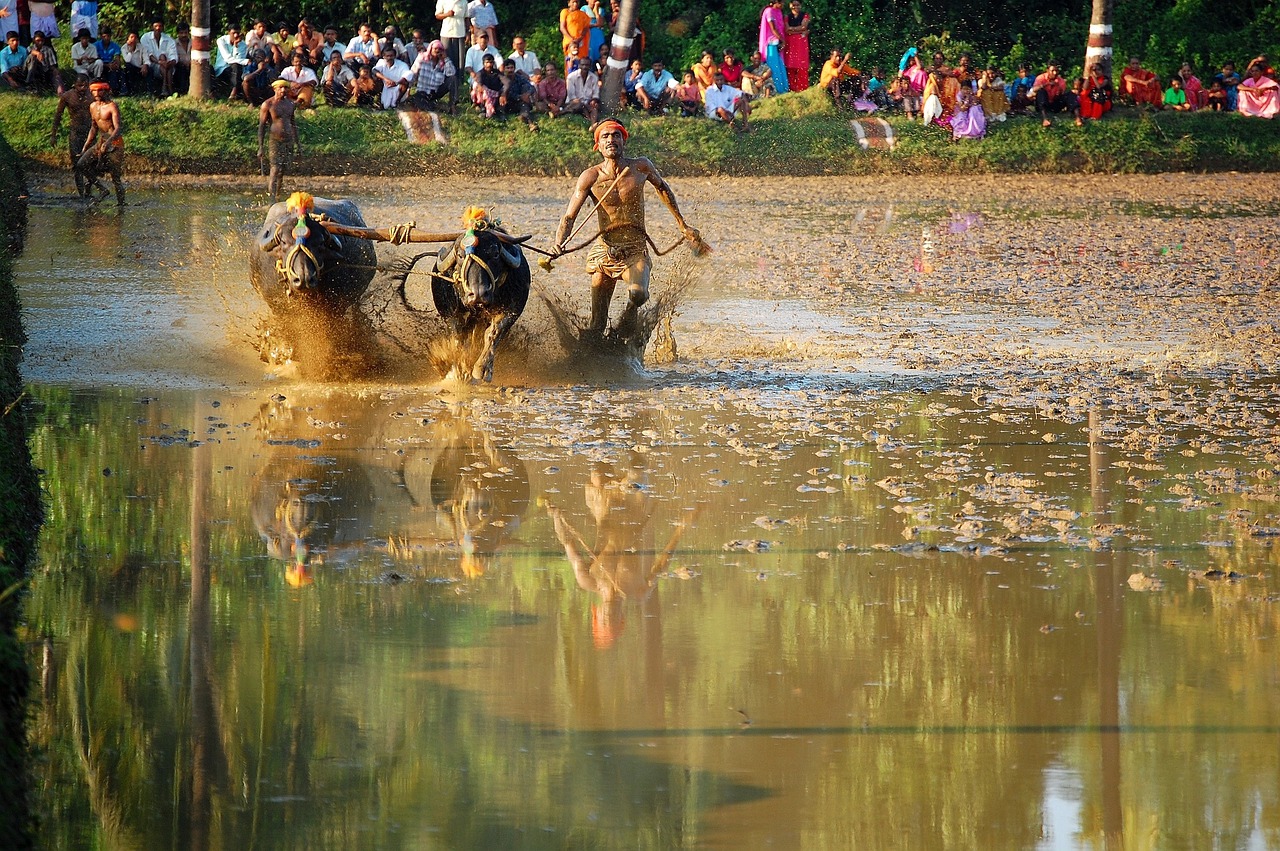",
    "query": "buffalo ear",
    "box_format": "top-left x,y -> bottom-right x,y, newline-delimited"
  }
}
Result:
437,244 -> 457,272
